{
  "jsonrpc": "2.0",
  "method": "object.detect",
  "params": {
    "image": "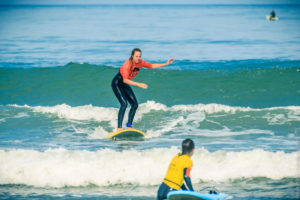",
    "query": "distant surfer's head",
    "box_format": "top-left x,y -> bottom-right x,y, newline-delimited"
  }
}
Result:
182,138 -> 195,155
130,48 -> 142,64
